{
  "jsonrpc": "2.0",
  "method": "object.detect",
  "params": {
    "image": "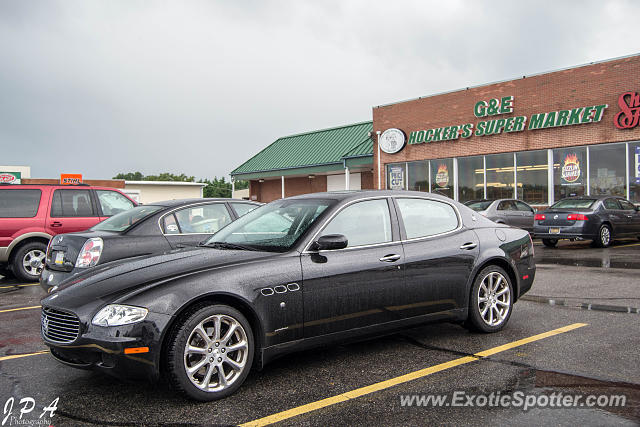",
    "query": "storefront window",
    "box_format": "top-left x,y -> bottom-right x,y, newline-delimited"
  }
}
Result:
589,143 -> 626,197
486,153 -> 514,200
407,161 -> 429,192
386,163 -> 406,190
457,156 -> 484,202
553,147 -> 586,200
630,142 -> 640,203
517,150 -> 548,205
430,158 -> 454,198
